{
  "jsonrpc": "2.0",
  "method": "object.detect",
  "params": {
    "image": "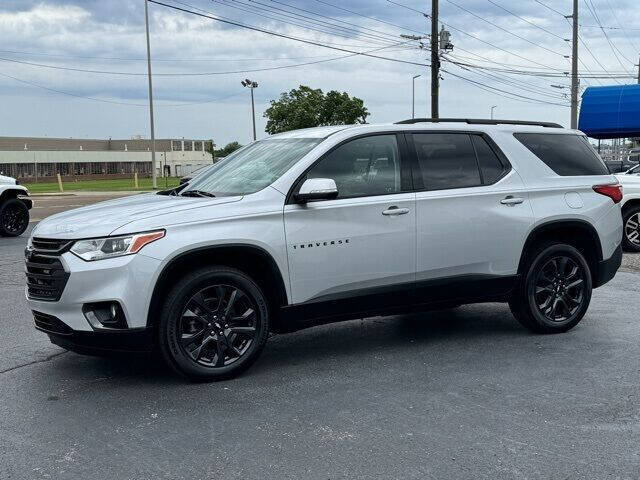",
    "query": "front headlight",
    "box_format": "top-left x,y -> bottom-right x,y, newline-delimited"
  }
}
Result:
70,230 -> 165,261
